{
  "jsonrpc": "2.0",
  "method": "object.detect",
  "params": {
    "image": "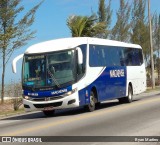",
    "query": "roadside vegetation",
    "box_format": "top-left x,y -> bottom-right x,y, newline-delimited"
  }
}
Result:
0,81 -> 24,117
